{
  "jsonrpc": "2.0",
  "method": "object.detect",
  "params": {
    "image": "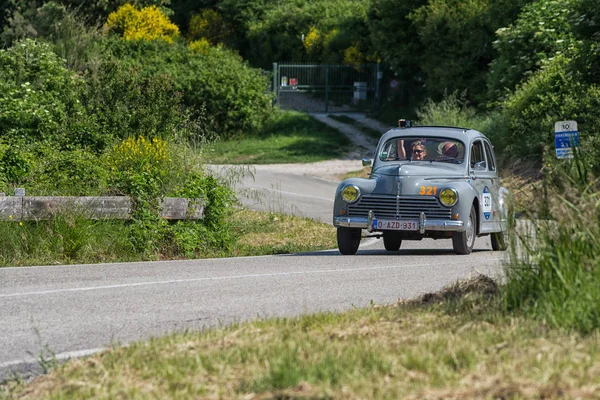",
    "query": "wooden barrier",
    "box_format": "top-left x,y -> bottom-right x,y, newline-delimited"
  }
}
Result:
0,196 -> 203,221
